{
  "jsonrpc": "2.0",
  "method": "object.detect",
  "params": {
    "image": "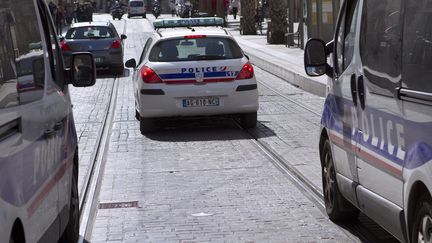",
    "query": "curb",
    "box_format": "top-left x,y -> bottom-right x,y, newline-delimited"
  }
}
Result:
245,50 -> 327,97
